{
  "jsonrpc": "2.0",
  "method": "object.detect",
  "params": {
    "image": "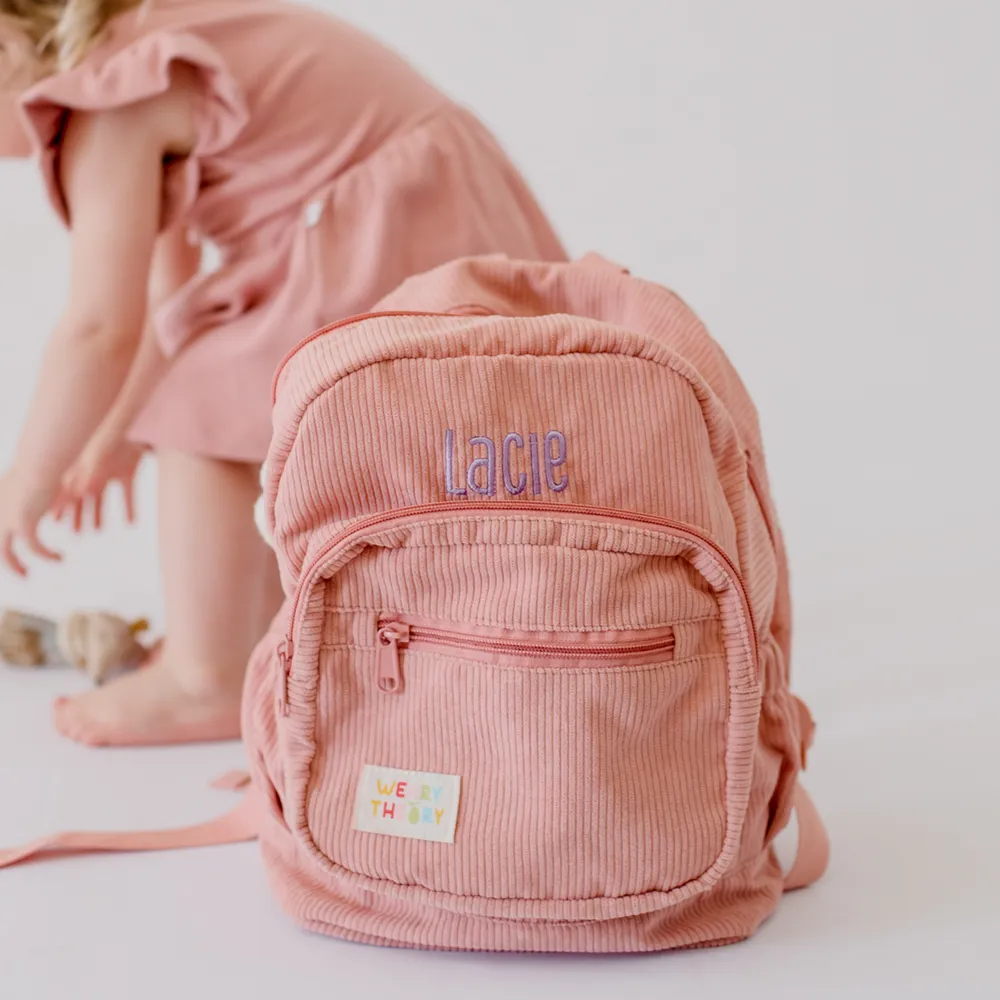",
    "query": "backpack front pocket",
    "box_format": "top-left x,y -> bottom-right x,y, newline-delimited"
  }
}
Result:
278,504 -> 760,921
